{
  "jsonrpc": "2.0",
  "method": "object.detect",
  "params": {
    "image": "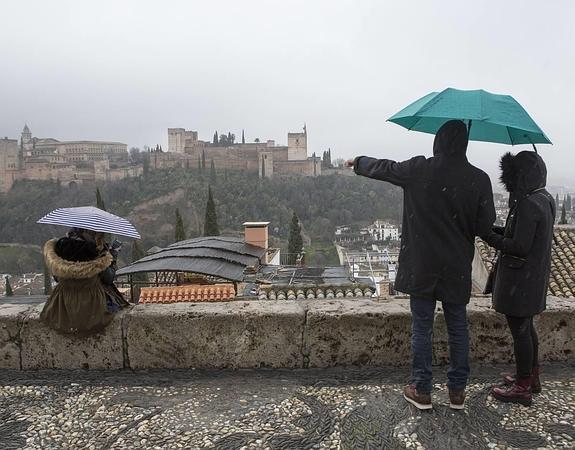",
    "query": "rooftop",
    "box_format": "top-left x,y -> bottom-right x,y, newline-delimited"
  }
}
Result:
139,284 -> 236,303
117,236 -> 267,282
